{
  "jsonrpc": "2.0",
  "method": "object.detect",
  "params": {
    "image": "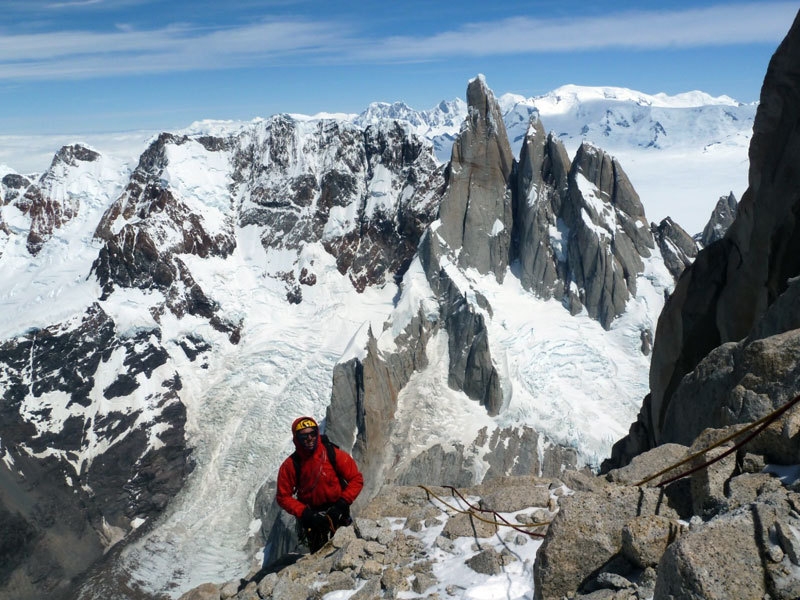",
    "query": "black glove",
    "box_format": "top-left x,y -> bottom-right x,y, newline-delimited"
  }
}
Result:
301,508 -> 330,531
300,507 -> 315,529
326,498 -> 349,524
